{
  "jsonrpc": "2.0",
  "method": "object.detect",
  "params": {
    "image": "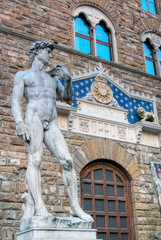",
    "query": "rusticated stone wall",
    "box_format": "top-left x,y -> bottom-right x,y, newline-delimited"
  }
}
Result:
0,0 -> 161,239
1,0 -> 161,71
